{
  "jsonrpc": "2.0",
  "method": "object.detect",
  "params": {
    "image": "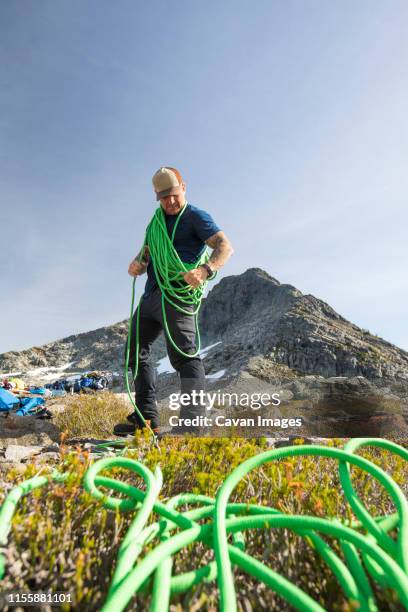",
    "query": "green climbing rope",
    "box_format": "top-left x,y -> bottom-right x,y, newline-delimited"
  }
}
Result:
123,203 -> 216,438
1,438 -> 407,611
